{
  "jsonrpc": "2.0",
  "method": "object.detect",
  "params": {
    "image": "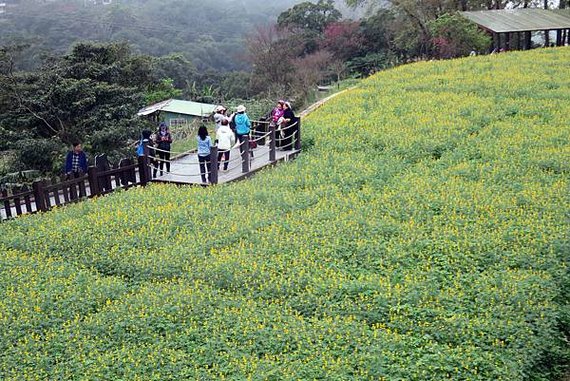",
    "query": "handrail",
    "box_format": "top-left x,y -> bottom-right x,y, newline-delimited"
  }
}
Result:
0,189 -> 34,202
2,115 -> 301,220
97,164 -> 138,178
43,175 -> 88,192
